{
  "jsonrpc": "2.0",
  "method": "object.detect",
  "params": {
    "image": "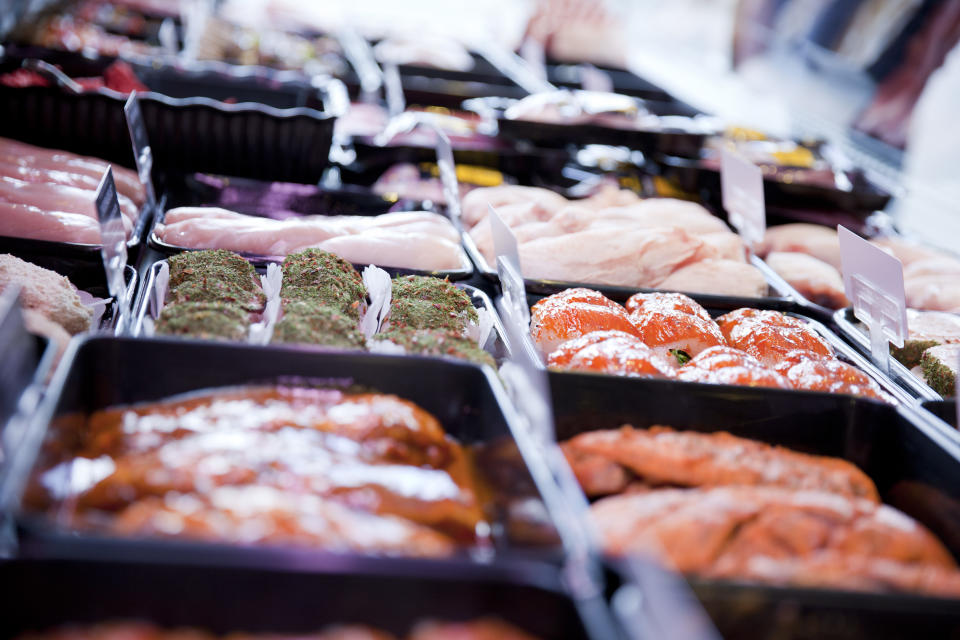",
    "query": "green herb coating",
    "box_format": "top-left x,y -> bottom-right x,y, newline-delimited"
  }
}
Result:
169,272 -> 266,311
280,249 -> 366,319
387,276 -> 477,332
891,339 -> 939,369
155,301 -> 249,341
168,250 -> 260,290
920,346 -> 959,397
376,327 -> 495,368
271,300 -> 366,349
